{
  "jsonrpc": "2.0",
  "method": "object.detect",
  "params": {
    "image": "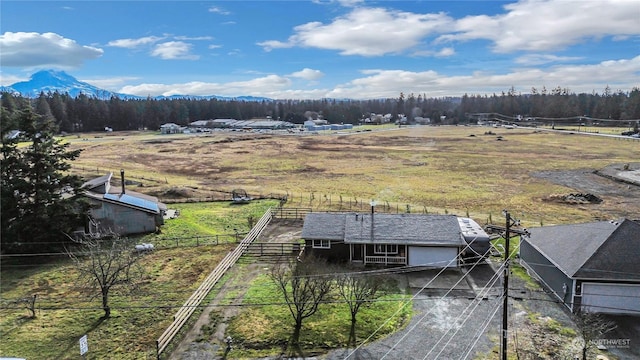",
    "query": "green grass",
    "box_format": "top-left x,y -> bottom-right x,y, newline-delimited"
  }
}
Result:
224,274 -> 412,358
491,235 -> 521,259
510,265 -> 541,290
0,201 -> 274,359
138,200 -> 279,247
